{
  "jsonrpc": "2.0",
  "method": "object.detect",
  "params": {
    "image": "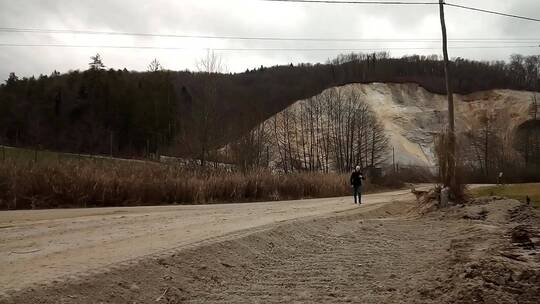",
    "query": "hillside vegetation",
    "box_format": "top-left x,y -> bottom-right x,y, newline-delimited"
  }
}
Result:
1,53 -> 539,161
